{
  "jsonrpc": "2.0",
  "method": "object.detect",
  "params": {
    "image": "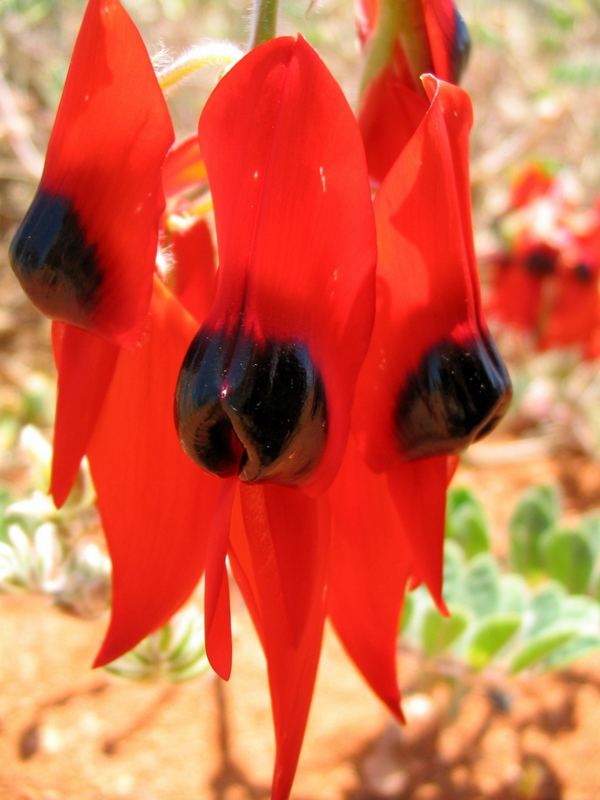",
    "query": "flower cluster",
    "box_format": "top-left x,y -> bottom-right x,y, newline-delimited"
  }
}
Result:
486,163 -> 600,358
9,1 -> 510,796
